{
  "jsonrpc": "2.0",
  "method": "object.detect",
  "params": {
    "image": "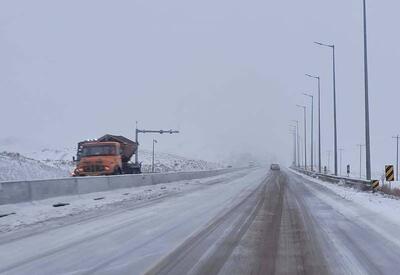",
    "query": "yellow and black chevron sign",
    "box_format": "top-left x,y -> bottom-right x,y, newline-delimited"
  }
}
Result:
371,180 -> 380,189
385,165 -> 395,181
